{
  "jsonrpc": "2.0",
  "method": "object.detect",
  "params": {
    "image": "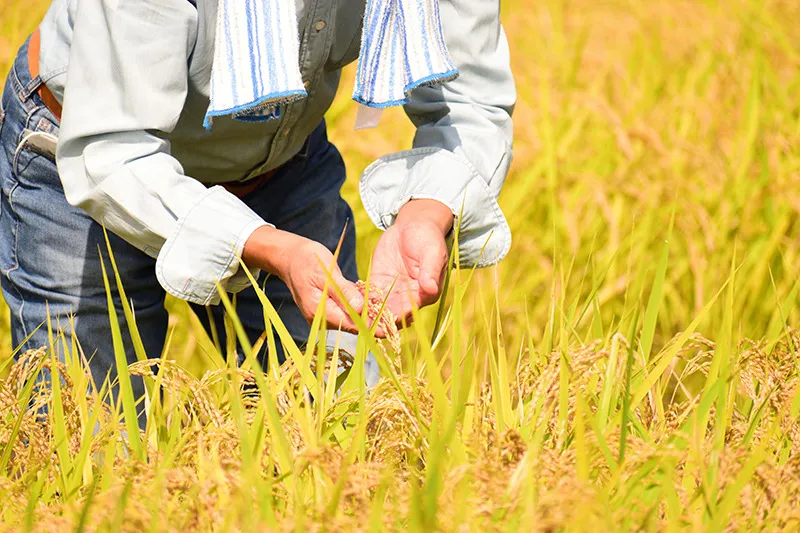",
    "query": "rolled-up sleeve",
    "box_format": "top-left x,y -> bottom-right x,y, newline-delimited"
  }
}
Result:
359,0 -> 515,267
56,0 -> 268,305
